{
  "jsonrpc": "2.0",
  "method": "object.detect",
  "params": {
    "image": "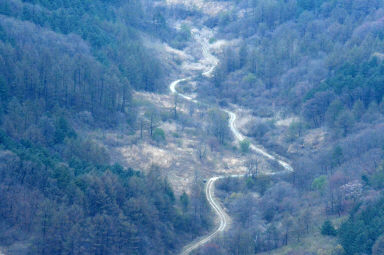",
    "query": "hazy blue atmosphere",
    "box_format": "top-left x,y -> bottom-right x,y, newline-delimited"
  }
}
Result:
1,0 -> 384,254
